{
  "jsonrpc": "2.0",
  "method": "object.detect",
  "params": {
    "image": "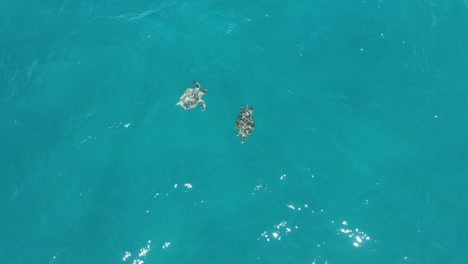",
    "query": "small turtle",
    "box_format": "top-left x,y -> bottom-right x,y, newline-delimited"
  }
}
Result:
235,103 -> 255,144
176,80 -> 208,111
